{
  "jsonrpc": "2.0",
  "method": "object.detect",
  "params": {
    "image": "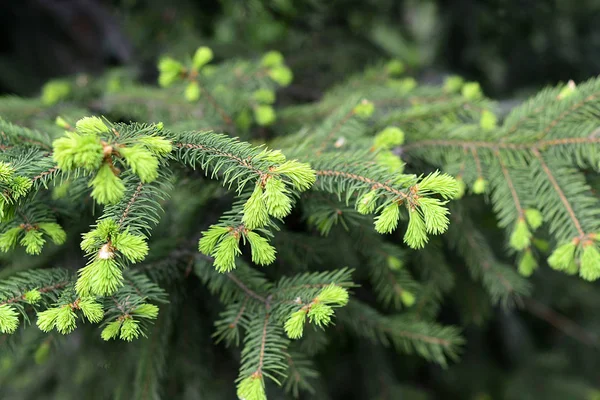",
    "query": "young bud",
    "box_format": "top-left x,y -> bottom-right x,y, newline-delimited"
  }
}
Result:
53,132 -> 104,172
132,304 -> 159,319
237,374 -> 266,400
307,302 -> 334,327
284,309 -> 307,339
192,46 -> 213,70
418,197 -> 450,235
138,136 -> 172,156
418,171 -> 460,200
261,50 -> 284,67
385,59 -> 405,76
20,229 -> 45,255
316,284 -> 349,306
252,89 -> 276,105
524,209 -> 543,230
23,289 -> 42,304
580,244 -> 600,281
401,290 -> 416,307
242,184 -> 269,230
472,177 -> 487,194
78,298 -> 104,323
353,100 -> 375,119
403,209 -> 428,249
374,203 -> 400,234
36,307 -> 61,332
101,320 -> 122,341
518,249 -> 538,277
89,164 -> 126,205
55,306 -> 77,335
253,105 -> 276,126
273,160 -> 316,191
119,318 -> 140,341
547,241 -> 577,271
198,225 -> 230,255
75,116 -> 109,135
443,75 -> 464,93
41,80 -> 70,105
245,231 -> 277,266
112,230 -> 149,263
157,57 -> 183,87
268,66 -> 293,86
557,80 -> 576,100
479,110 -> 497,131
461,82 -> 483,100
357,190 -> 378,215
38,222 -> 67,245
263,178 -> 292,219
455,176 -> 467,199
0,305 -> 19,334
509,219 -> 532,251
374,127 -> 405,149
55,116 -> 71,129
213,233 -> 241,273
185,81 -> 201,102
387,255 -> 403,271
0,227 -> 22,252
